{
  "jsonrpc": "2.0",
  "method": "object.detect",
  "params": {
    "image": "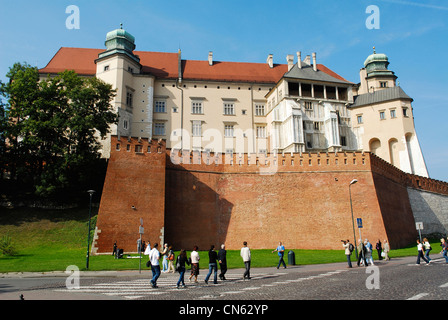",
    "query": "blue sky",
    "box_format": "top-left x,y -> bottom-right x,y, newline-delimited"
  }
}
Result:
0,0 -> 447,182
